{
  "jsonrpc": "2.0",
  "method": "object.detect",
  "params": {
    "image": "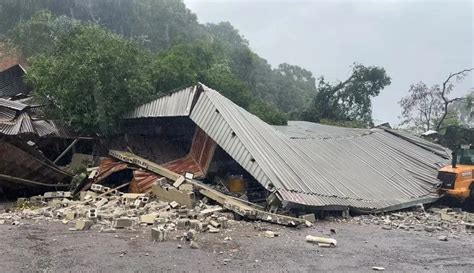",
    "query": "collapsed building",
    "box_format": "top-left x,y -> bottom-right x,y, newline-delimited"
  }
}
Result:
0,65 -> 74,196
0,63 -> 451,215
117,83 -> 451,213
